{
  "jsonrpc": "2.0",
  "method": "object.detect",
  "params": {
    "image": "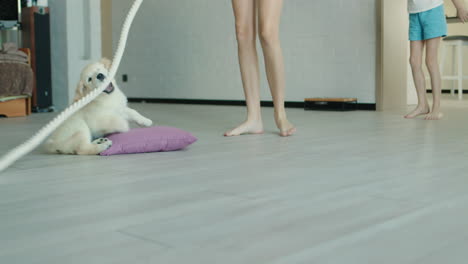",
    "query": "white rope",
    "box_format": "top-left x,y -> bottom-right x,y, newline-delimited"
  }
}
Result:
0,0 -> 144,173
